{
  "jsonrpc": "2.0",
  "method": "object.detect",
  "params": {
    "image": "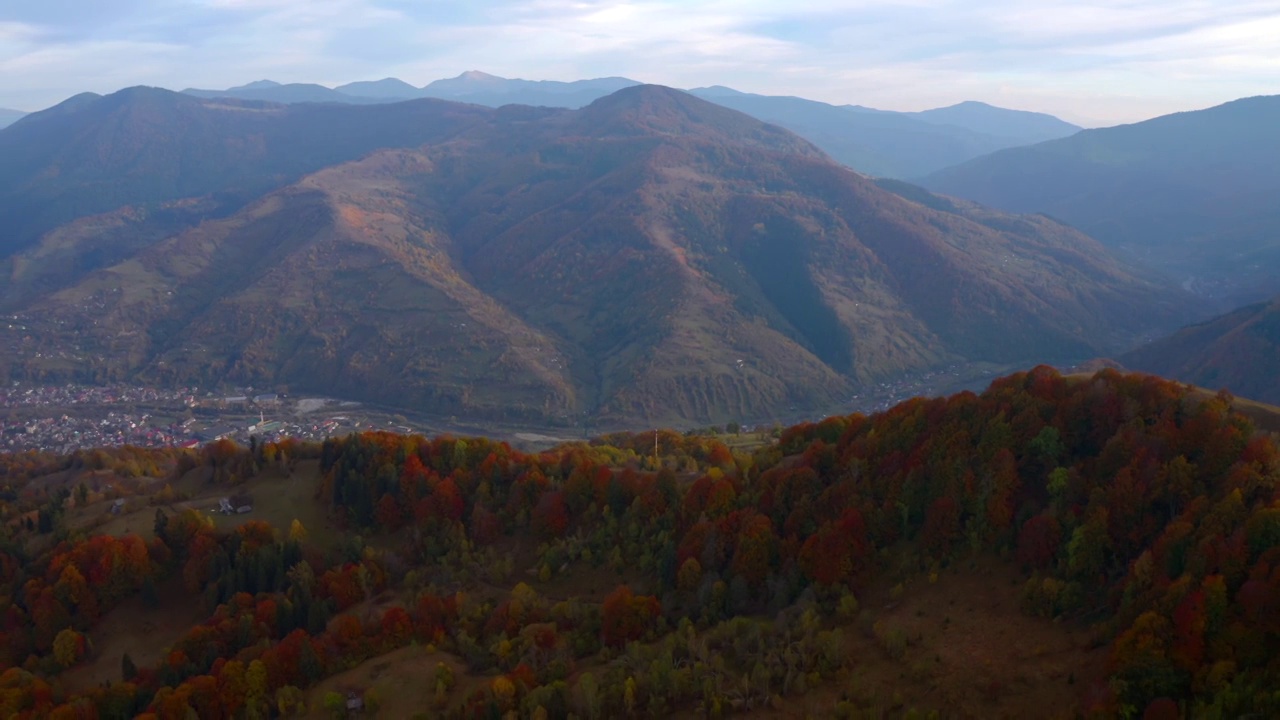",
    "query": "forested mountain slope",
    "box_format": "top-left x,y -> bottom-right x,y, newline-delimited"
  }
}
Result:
1123,295 -> 1280,404
0,87 -> 492,305
0,86 -> 1189,425
922,95 -> 1280,303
